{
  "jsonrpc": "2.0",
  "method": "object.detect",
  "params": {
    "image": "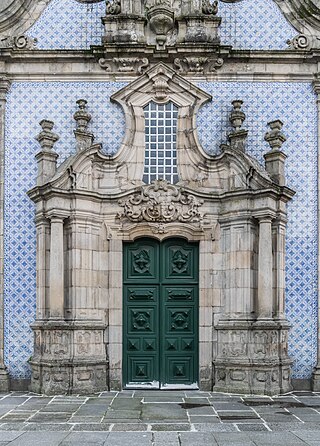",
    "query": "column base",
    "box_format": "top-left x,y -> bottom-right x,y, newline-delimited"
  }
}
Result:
30,321 -> 108,395
312,366 -> 320,391
0,367 -> 9,392
213,360 -> 292,395
30,360 -> 108,395
213,320 -> 292,395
